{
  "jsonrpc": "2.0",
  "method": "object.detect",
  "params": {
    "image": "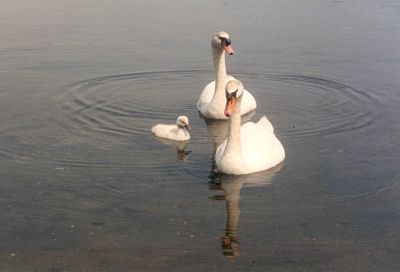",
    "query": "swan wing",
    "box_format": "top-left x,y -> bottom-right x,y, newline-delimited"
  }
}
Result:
197,80 -> 215,115
256,115 -> 274,132
241,89 -> 257,115
240,116 -> 284,171
215,139 -> 227,167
